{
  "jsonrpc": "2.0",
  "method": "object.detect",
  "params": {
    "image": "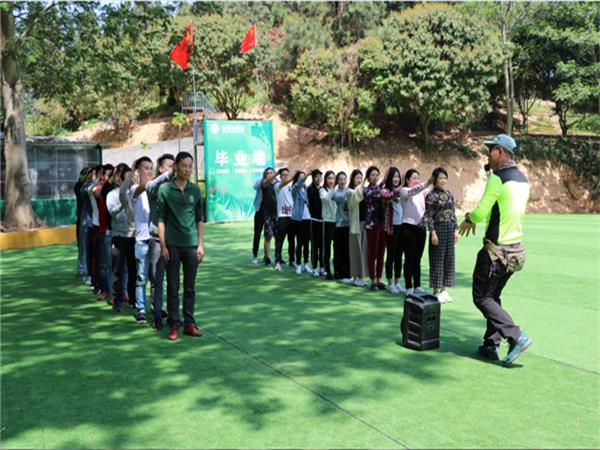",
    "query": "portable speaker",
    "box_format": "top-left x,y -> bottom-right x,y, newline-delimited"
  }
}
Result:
401,293 -> 441,350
